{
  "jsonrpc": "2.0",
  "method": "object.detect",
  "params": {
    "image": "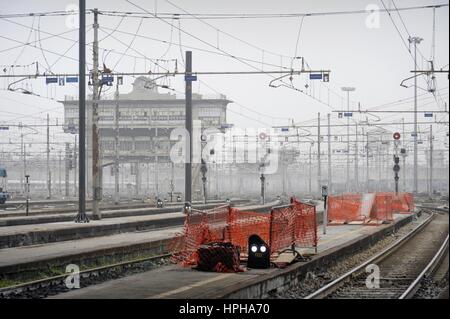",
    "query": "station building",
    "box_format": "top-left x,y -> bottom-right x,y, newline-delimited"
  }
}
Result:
61,76 -> 231,199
